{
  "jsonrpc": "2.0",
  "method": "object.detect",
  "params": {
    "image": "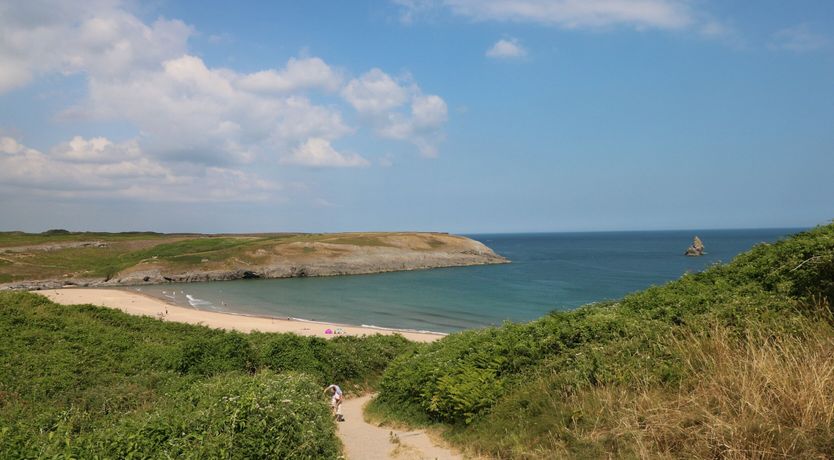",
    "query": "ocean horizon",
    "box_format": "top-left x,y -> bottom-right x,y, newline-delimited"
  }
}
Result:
136,227 -> 803,334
